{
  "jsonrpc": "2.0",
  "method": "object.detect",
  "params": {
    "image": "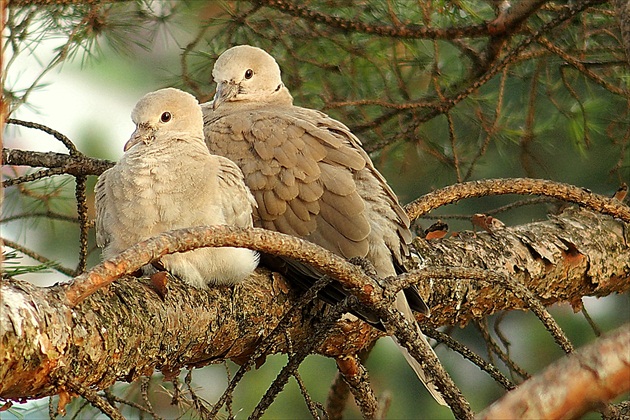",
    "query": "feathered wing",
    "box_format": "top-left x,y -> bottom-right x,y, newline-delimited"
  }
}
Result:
204,101 -> 447,405
204,104 -> 427,312
214,155 -> 257,229
94,168 -> 112,250
206,105 -> 374,260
